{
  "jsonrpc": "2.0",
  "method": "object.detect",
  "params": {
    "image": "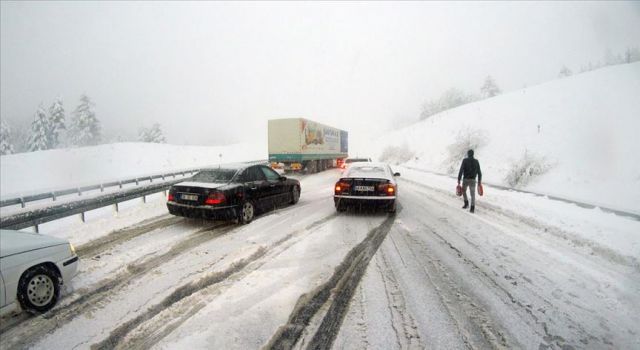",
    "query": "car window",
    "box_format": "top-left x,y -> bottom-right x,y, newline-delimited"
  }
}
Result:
250,166 -> 266,181
191,169 -> 237,183
346,165 -> 387,178
261,166 -> 281,181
